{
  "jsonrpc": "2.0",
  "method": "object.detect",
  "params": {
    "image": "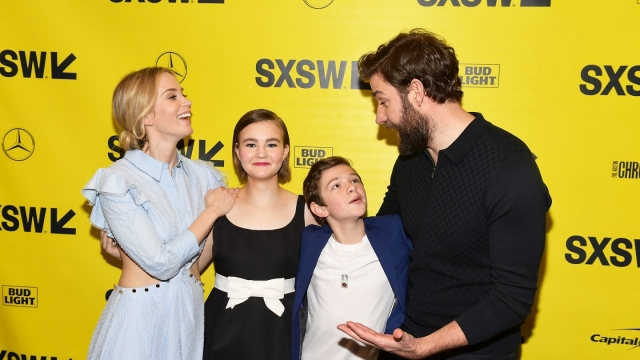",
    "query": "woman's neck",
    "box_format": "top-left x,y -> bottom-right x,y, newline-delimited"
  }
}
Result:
240,177 -> 283,206
143,141 -> 179,169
